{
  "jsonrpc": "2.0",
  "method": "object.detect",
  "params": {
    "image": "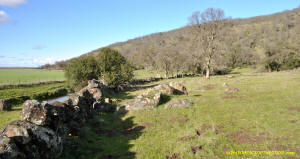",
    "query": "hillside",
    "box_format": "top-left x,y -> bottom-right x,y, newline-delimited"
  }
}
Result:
84,7 -> 300,70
